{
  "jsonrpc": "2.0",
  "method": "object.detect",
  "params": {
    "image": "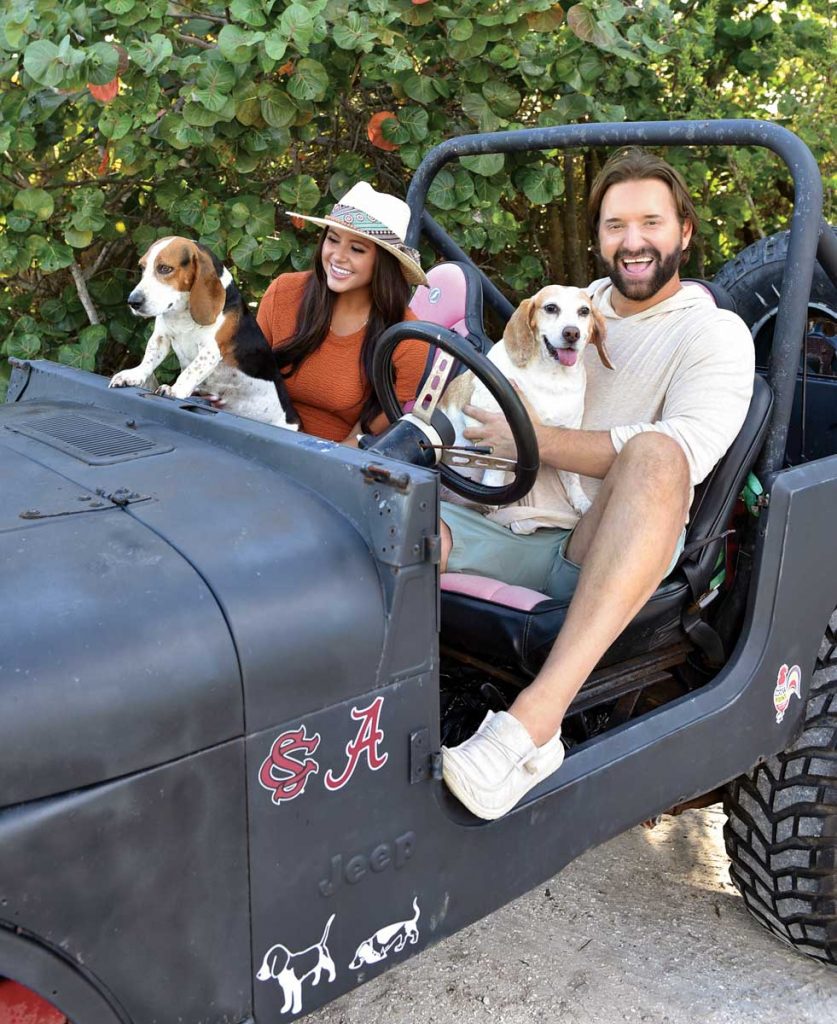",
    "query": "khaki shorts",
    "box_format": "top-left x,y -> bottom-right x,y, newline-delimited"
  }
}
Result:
441,501 -> 685,604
